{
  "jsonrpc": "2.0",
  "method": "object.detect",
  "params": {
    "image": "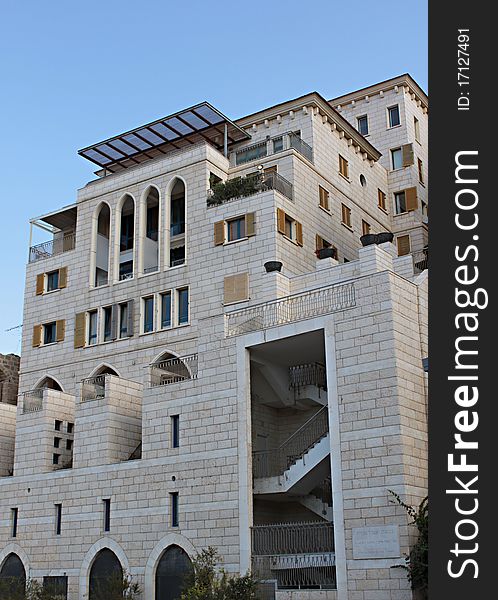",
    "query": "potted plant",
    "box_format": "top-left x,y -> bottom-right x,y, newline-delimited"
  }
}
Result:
264,261 -> 283,273
315,247 -> 337,260
376,232 -> 394,244
360,233 -> 378,246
